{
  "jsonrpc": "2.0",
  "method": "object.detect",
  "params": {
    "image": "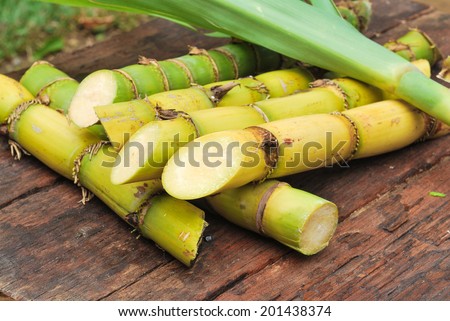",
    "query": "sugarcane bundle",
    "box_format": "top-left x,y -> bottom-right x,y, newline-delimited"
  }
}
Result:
1,65 -> 344,262
95,67 -> 314,148
109,29 -> 436,185
162,100 -> 449,200
68,43 -> 288,128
